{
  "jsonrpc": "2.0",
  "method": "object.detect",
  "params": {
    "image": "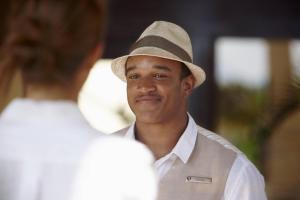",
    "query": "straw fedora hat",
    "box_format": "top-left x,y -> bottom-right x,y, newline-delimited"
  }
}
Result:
111,21 -> 206,88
